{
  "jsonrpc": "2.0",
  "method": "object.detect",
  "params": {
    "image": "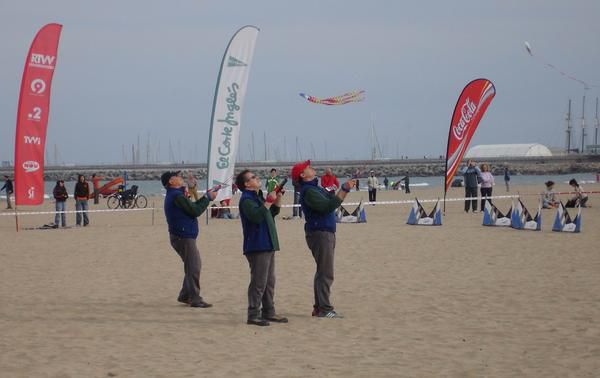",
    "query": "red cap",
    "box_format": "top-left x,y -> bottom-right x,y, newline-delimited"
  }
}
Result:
291,160 -> 311,182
